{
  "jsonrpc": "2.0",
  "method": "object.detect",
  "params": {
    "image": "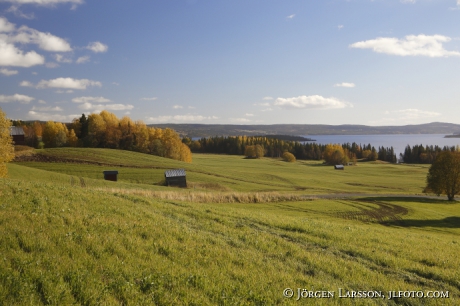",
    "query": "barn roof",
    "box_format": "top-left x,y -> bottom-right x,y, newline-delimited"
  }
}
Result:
165,169 -> 186,178
9,126 -> 24,136
103,170 -> 119,175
